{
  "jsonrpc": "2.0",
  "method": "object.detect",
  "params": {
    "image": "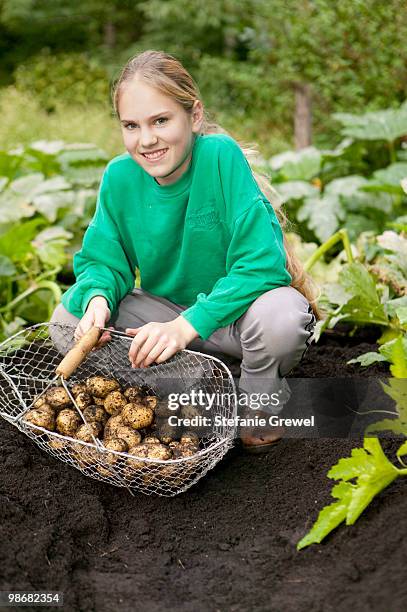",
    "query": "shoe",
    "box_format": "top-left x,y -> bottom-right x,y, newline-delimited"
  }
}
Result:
240,425 -> 285,454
